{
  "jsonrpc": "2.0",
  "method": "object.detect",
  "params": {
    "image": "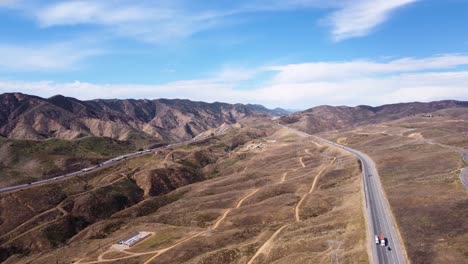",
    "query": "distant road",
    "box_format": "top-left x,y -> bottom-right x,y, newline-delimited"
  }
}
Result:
426,140 -> 468,190
461,167 -> 468,190
0,127 -> 229,194
279,124 -> 407,264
